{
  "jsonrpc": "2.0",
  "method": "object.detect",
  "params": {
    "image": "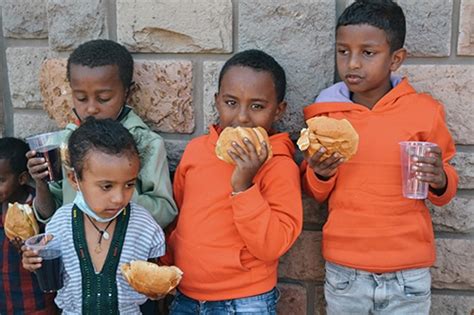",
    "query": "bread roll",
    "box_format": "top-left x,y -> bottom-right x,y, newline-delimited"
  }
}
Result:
4,202 -> 40,241
121,261 -> 183,298
215,126 -> 272,164
297,116 -> 359,161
